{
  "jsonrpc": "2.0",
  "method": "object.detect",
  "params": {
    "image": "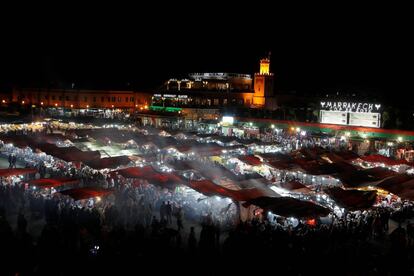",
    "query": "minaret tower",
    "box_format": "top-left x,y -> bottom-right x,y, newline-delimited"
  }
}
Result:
253,54 -> 274,107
